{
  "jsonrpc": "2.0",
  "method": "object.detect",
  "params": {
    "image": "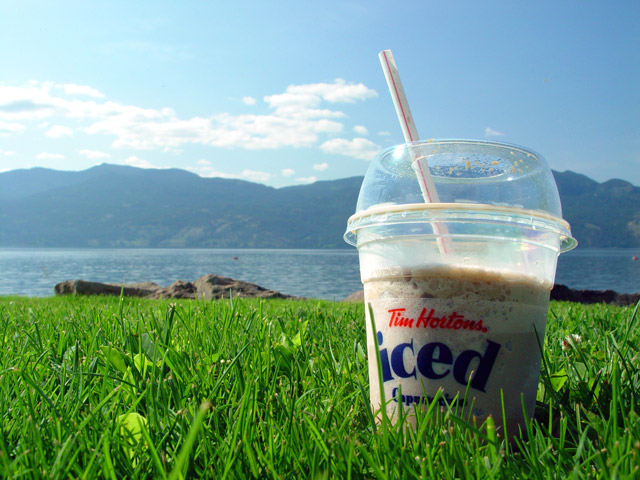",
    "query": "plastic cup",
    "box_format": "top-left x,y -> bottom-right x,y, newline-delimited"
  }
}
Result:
344,139 -> 576,437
